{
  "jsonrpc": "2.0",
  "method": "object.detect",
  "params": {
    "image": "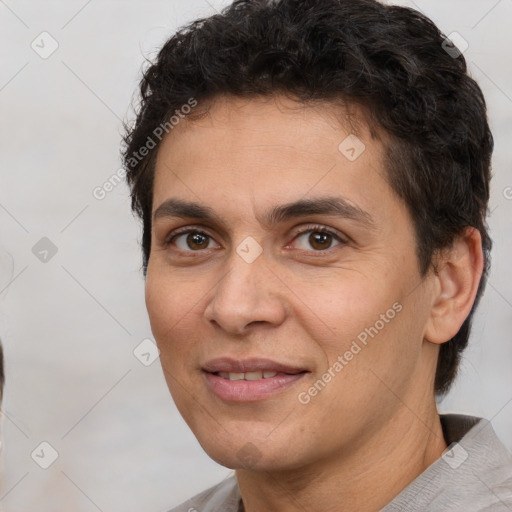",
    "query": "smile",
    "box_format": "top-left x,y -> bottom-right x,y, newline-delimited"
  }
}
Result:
202,358 -> 309,402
